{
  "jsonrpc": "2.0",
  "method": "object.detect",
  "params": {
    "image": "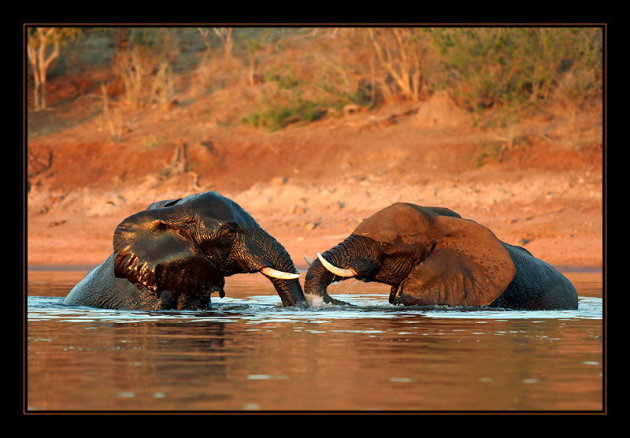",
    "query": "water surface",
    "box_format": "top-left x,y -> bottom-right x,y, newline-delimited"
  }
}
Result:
26,269 -> 604,412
